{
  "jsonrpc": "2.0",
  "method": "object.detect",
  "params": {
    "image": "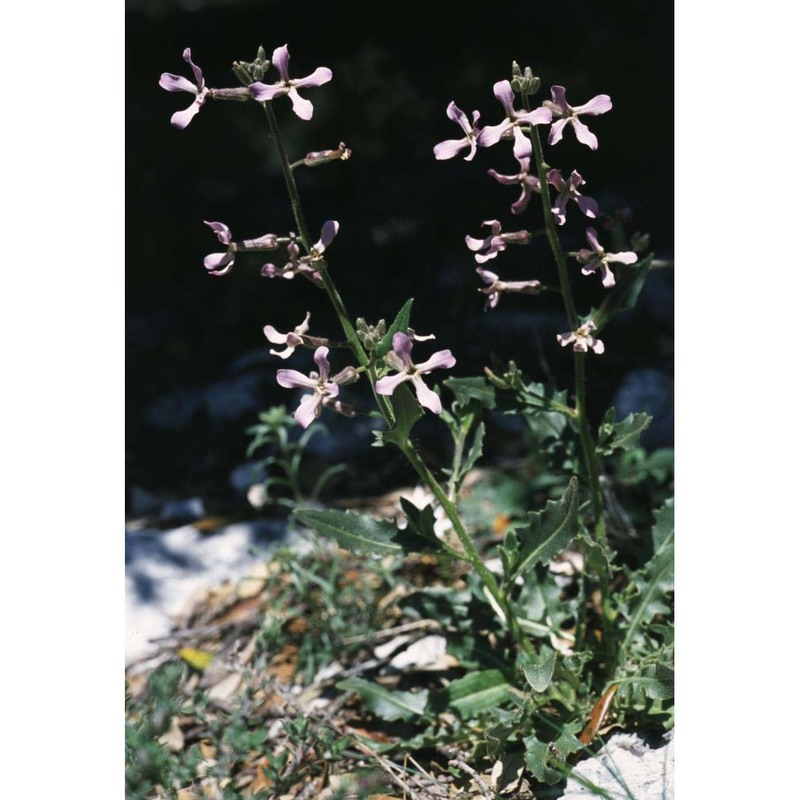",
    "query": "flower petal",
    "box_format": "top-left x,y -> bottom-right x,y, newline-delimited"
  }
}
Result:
476,267 -> 499,285
391,332 -> 415,367
249,81 -> 287,102
318,220 -> 340,249
492,80 -> 516,118
411,376 -> 442,414
204,252 -> 234,272
204,221 -> 232,244
263,324 -> 287,345
375,372 -> 409,396
293,393 -> 322,428
182,48 -> 203,87
292,67 -> 333,89
585,228 -> 602,253
517,107 -> 553,126
313,346 -> 331,381
608,251 -> 638,265
276,369 -> 318,390
577,195 -> 600,219
415,349 -> 456,373
573,94 -> 612,116
549,86 -> 569,112
548,118 -> 568,146
272,44 -> 290,81
171,100 -> 202,129
434,138 -> 469,160
476,121 -> 510,148
571,118 -> 599,150
512,127 -> 532,160
159,73 -> 196,93
286,88 -> 314,120
445,100 -> 468,130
